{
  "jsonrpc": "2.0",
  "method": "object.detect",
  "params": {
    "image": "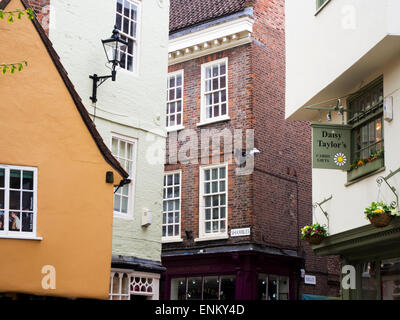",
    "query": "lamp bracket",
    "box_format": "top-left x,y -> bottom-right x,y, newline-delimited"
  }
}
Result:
312,195 -> 332,229
377,167 -> 400,208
